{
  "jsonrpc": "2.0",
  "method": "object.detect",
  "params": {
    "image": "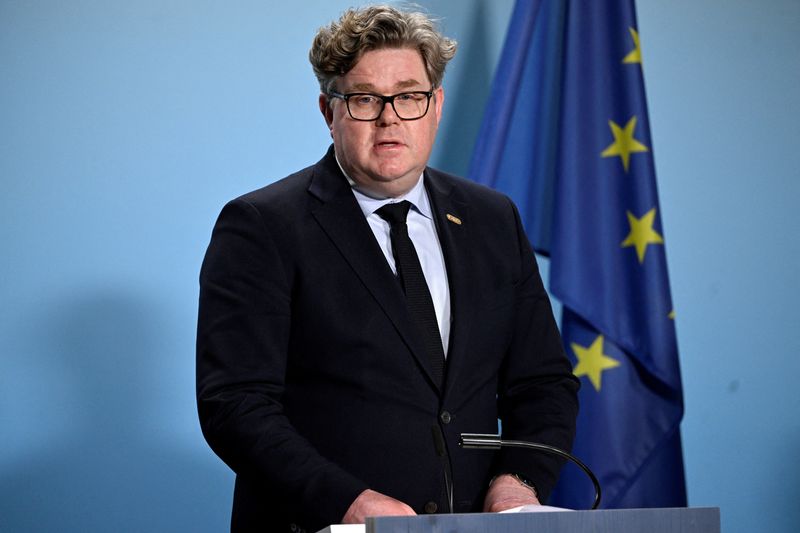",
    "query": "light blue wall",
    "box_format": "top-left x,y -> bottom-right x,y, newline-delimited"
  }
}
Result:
1,1 -> 797,532
637,2 -> 800,532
